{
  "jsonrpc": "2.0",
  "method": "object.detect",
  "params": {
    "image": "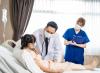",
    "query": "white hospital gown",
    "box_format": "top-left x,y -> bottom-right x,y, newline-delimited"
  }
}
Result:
22,50 -> 45,73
